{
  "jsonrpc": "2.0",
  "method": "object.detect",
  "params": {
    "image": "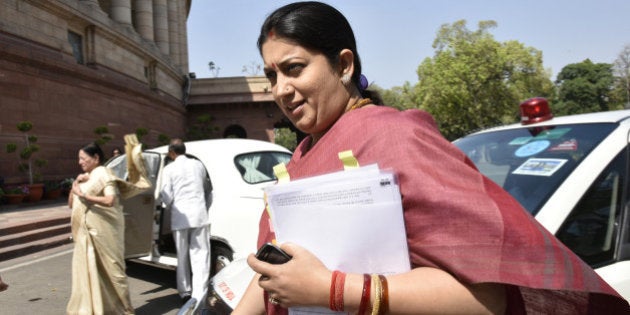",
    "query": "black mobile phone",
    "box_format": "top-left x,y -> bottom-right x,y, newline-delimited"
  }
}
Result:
255,243 -> 292,264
